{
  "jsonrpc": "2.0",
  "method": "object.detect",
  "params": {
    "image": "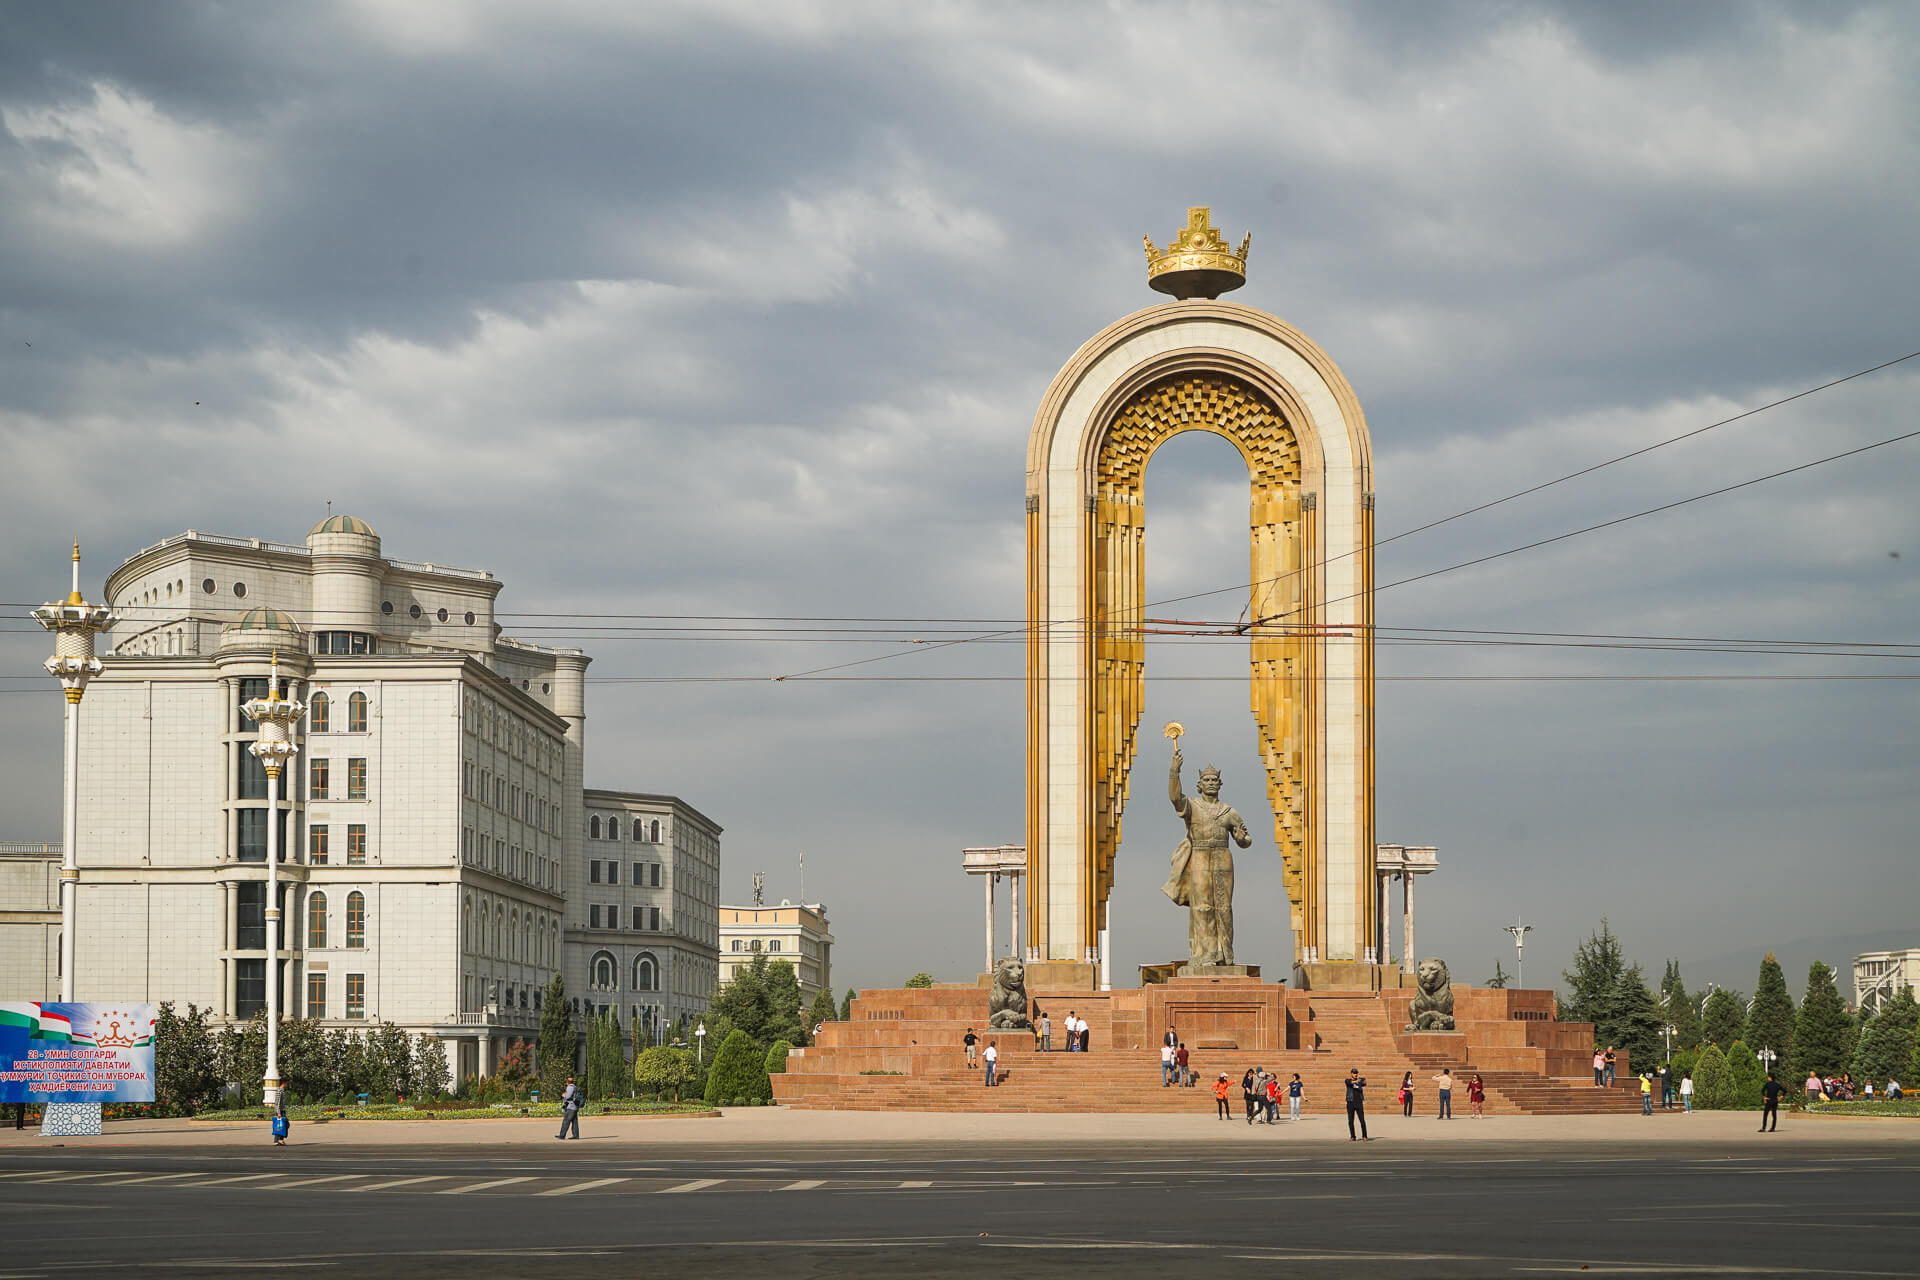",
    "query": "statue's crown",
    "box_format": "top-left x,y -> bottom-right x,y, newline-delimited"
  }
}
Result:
1145,207 -> 1250,300
1198,765 -> 1222,782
